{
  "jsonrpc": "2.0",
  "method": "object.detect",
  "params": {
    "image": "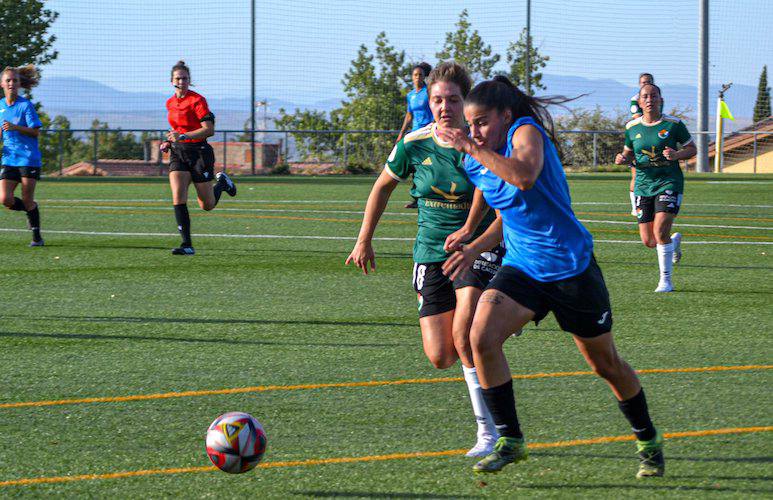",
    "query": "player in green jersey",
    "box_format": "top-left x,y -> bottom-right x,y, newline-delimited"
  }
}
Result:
346,62 -> 506,457
616,83 -> 696,292
626,73 -> 658,216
